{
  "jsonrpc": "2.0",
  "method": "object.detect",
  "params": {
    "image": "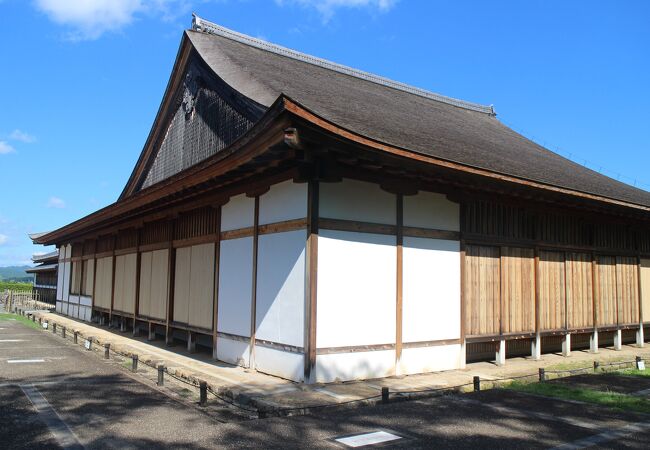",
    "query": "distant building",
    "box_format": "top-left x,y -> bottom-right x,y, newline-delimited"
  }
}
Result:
33,15 -> 650,383
25,249 -> 58,304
